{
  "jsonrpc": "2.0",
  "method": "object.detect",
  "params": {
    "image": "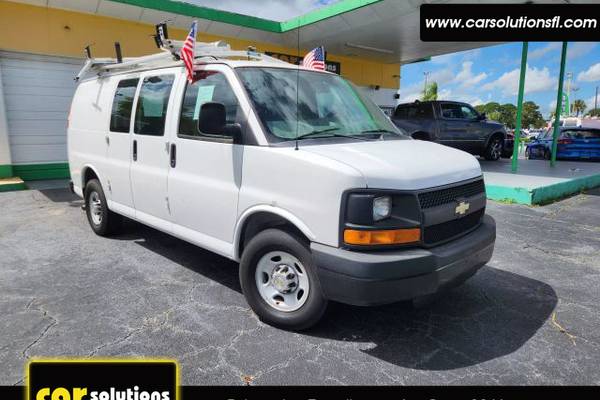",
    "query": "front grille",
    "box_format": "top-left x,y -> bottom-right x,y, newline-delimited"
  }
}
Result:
423,208 -> 485,245
418,179 -> 485,209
